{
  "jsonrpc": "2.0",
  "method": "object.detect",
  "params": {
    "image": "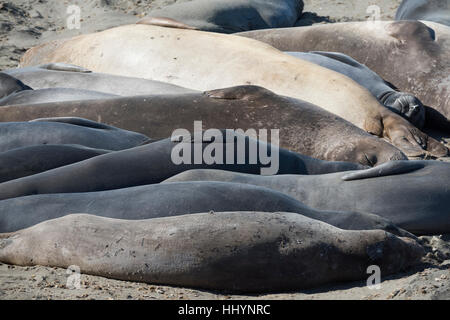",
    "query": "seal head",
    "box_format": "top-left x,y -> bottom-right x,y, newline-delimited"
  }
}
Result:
380,91 -> 426,129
